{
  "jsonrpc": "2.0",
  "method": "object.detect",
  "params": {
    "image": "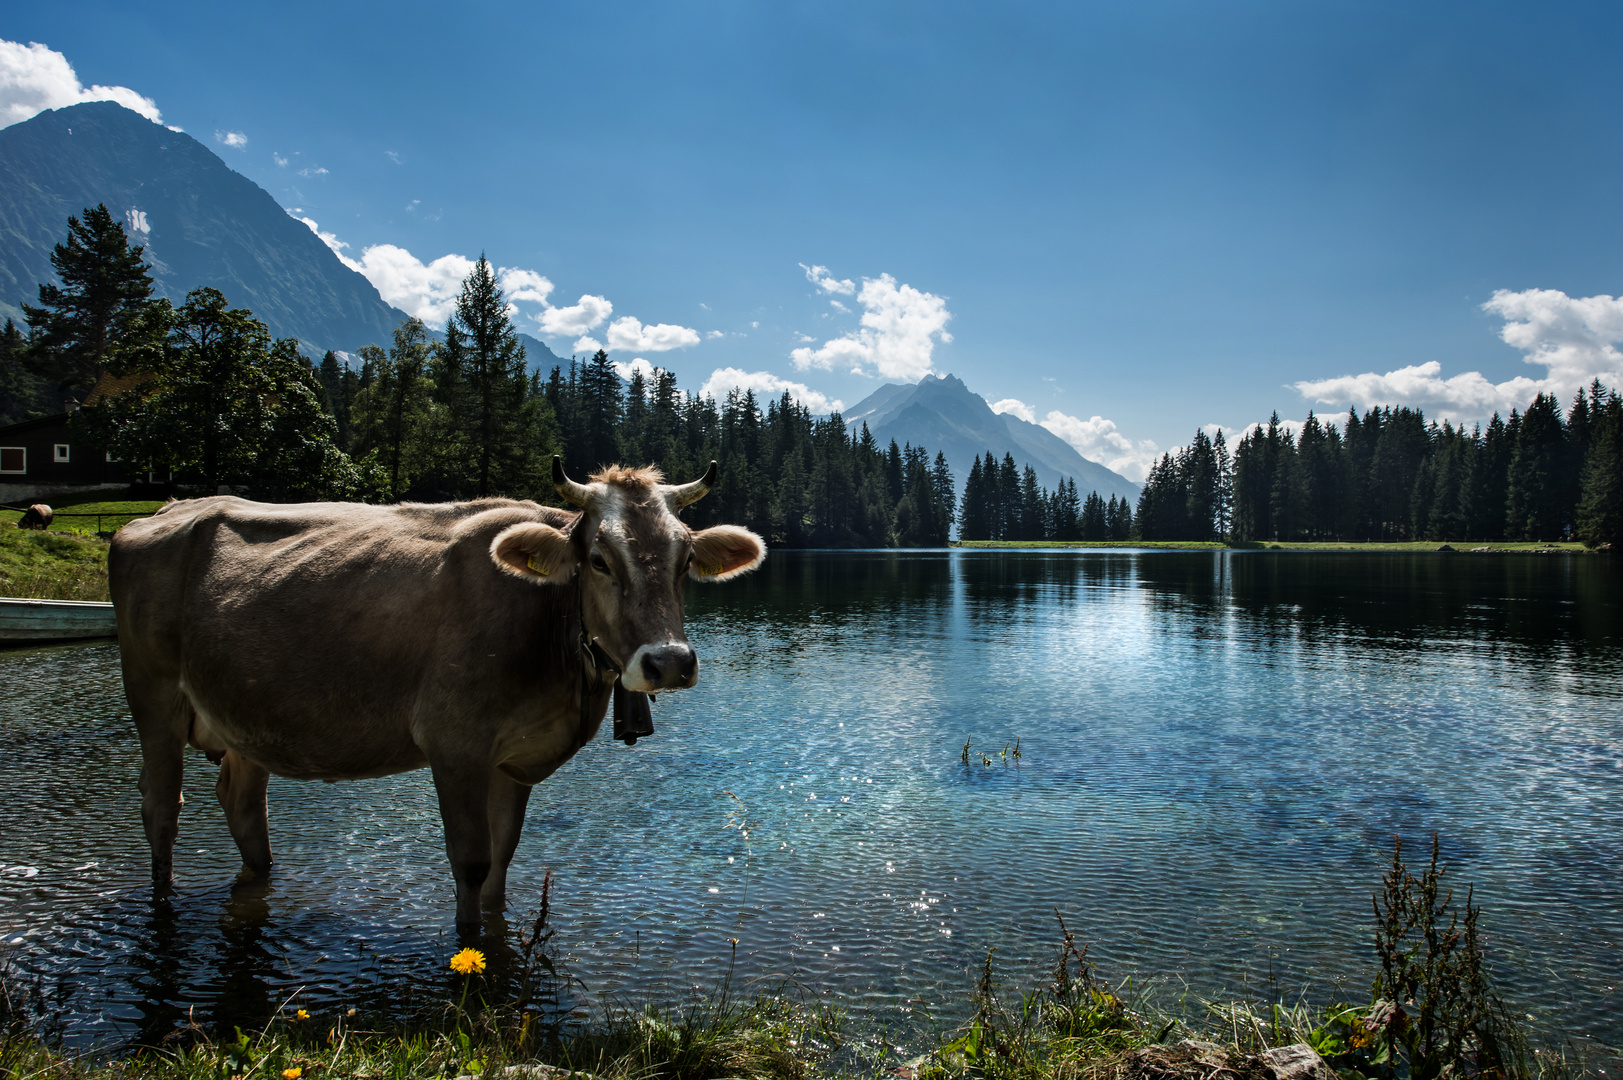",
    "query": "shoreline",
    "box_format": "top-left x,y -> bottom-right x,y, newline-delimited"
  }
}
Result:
954,539 -> 1599,552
